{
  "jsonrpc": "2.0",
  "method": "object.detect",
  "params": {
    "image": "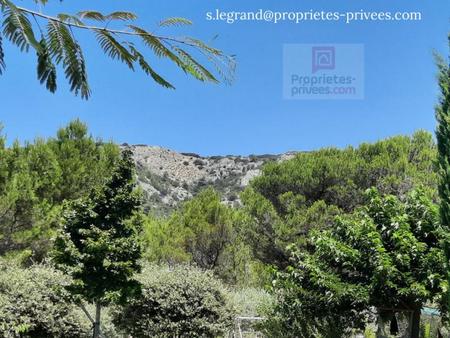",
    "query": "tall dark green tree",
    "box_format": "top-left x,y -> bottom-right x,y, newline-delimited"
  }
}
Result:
435,35 -> 450,317
53,149 -> 143,338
